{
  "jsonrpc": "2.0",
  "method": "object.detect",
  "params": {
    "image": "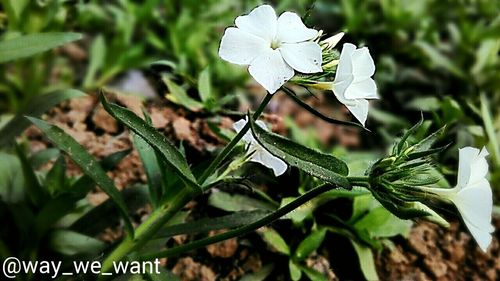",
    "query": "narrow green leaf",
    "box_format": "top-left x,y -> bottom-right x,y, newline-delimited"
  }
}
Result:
71,185 -> 149,237
480,93 -> 500,167
248,113 -> 350,188
29,148 -> 60,169
261,228 -> 290,255
350,240 -> 379,281
240,264 -> 274,281
289,261 -> 302,281
208,191 -> 276,212
415,41 -> 465,77
44,155 -> 66,196
283,87 -> 366,129
0,89 -> 86,147
163,76 -> 203,111
198,67 -> 212,103
0,151 -> 24,202
155,210 -> 270,238
49,230 -> 106,256
298,265 -> 328,281
0,32 -> 82,63
133,131 -> 163,209
294,228 -> 327,261
70,149 -> 131,198
99,93 -> 201,193
27,117 -> 134,236
15,143 -> 46,206
83,35 -> 106,88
